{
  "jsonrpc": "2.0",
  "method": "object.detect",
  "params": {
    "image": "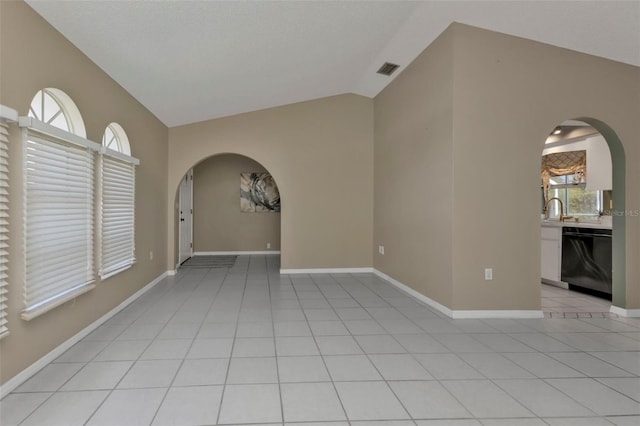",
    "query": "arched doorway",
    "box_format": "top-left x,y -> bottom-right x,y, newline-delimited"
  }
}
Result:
539,118 -> 626,313
173,153 -> 282,269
